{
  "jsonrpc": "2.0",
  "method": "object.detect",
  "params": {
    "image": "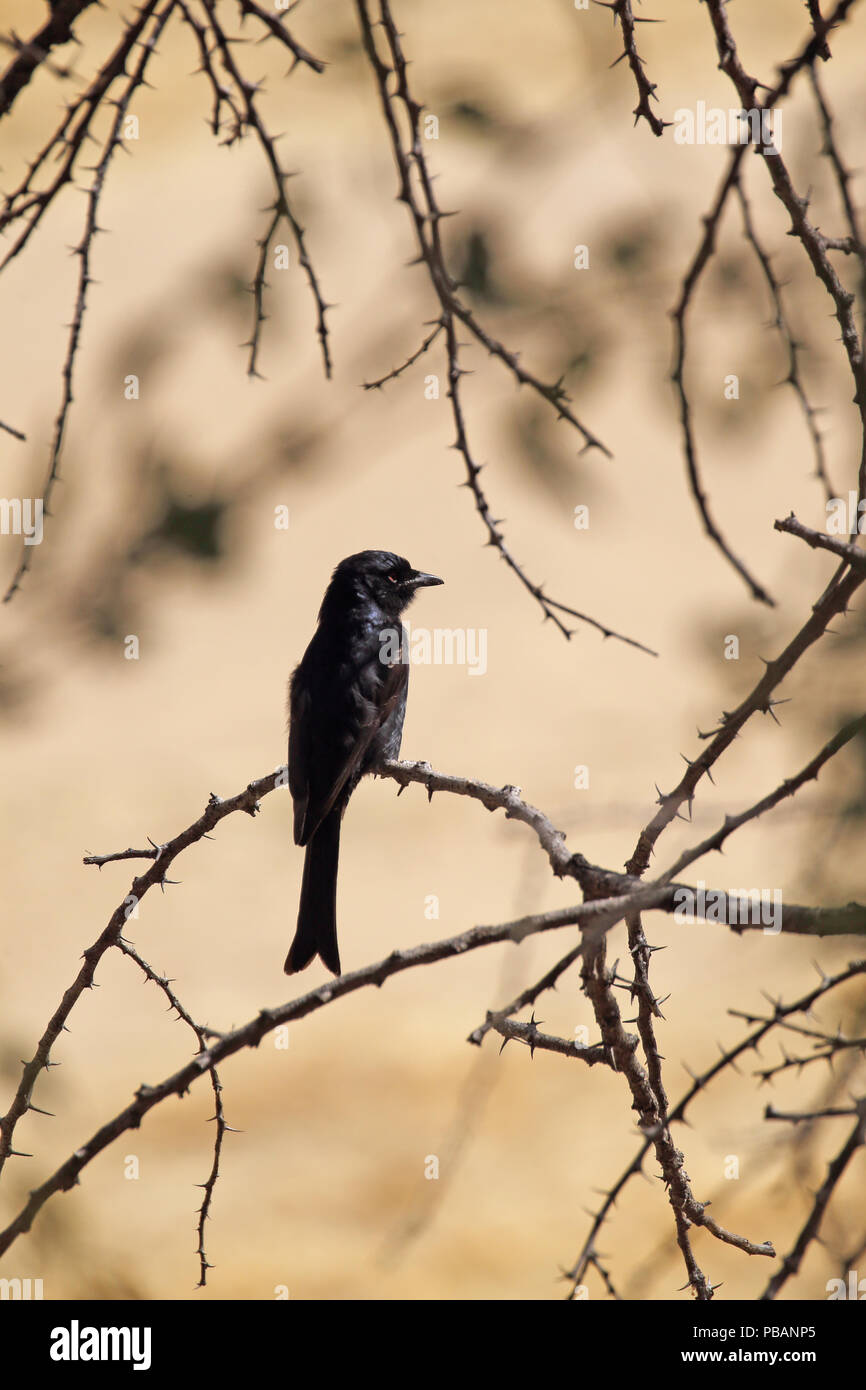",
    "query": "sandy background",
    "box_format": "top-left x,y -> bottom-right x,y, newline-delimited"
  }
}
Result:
1,0 -> 865,1300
